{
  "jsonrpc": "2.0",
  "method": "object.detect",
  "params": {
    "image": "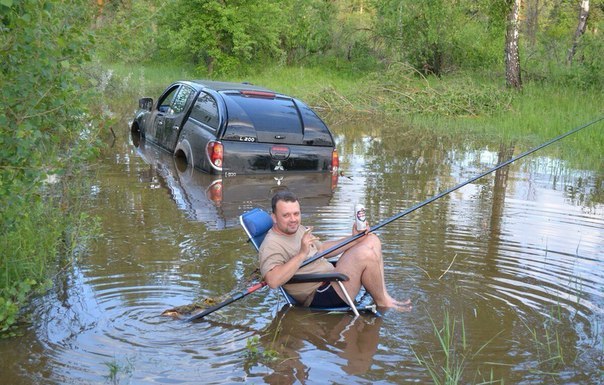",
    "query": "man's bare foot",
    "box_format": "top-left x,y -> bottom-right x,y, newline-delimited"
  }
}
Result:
393,298 -> 411,306
377,296 -> 412,310
391,300 -> 413,312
